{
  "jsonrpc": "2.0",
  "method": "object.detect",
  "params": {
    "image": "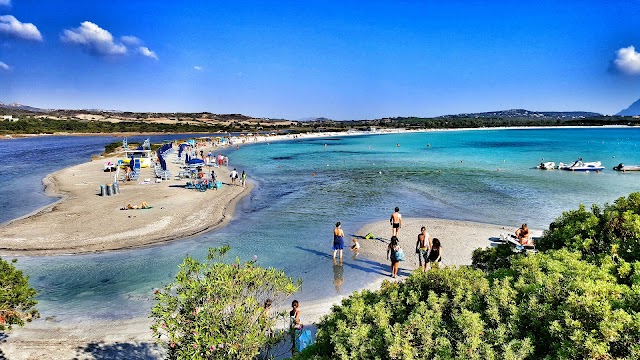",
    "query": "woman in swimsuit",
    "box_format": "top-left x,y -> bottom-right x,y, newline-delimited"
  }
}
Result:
386,236 -> 400,278
333,222 -> 344,260
426,238 -> 442,270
